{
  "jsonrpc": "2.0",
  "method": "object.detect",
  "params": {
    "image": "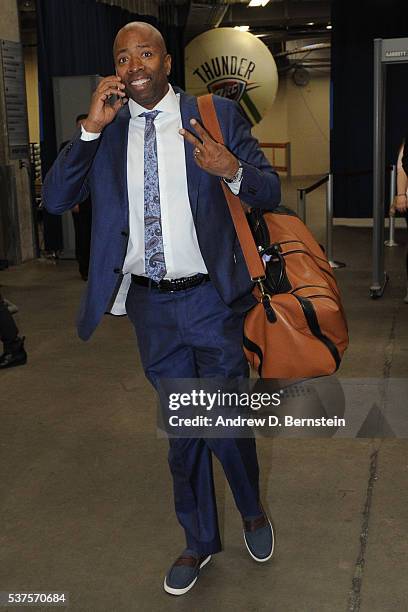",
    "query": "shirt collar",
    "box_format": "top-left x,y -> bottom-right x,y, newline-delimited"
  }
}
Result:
128,84 -> 179,119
